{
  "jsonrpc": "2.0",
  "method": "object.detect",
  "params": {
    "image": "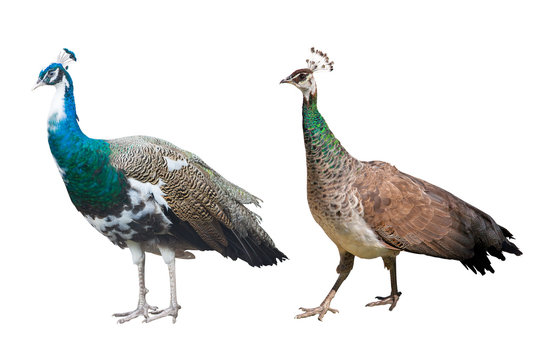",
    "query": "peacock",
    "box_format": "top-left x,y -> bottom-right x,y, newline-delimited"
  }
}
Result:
33,49 -> 287,323
281,48 -> 521,321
